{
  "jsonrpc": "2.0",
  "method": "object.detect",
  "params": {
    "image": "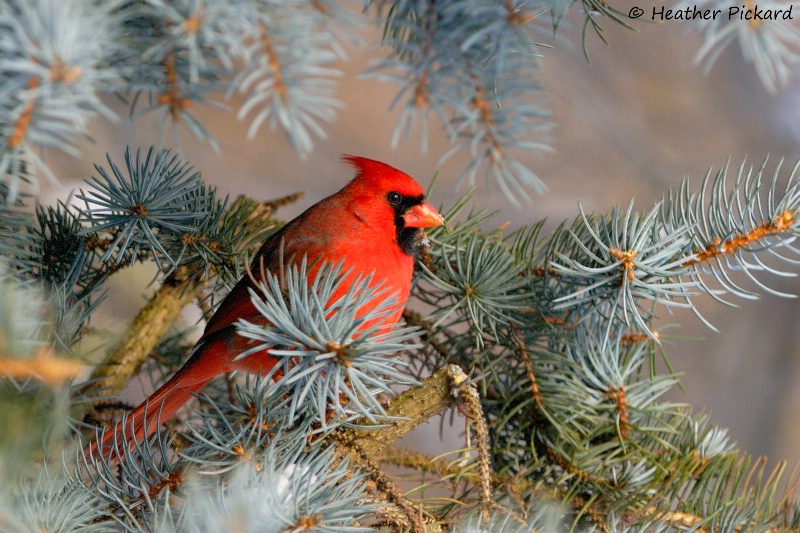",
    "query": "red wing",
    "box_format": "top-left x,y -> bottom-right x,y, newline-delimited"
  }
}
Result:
200,278 -> 261,340
200,215 -> 330,340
